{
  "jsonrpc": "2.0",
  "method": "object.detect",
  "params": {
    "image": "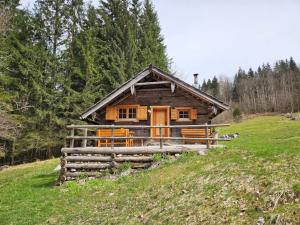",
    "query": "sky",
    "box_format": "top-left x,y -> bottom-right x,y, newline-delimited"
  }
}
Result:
20,0 -> 300,84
